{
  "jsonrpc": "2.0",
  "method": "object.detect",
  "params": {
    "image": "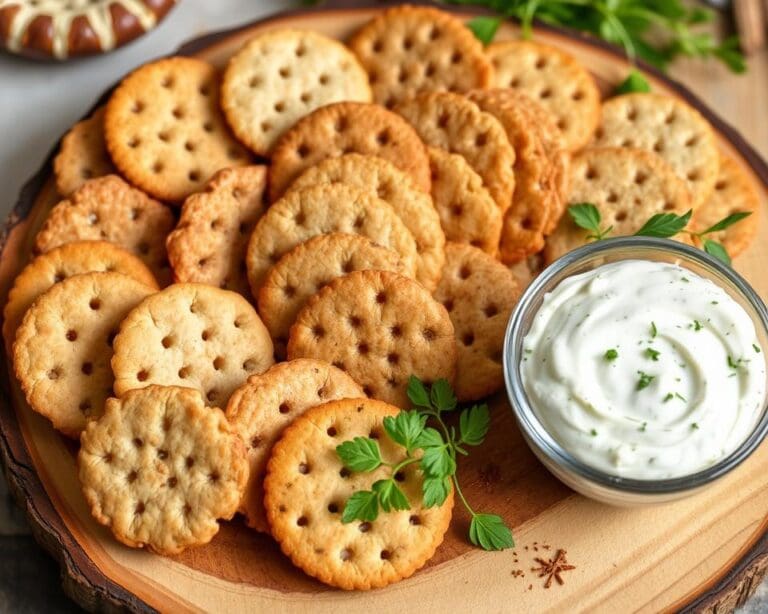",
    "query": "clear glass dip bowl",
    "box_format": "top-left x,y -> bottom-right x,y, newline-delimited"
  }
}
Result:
502,237 -> 768,506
